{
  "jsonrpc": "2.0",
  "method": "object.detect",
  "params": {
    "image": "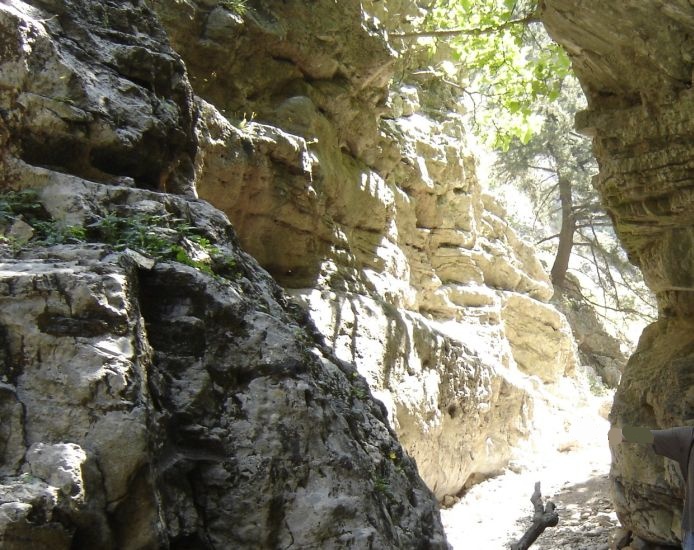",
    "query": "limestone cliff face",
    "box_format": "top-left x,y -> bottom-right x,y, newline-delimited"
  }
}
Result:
543,1 -> 694,545
0,2 -> 447,548
0,0 -> 595,547
153,0 -> 586,502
